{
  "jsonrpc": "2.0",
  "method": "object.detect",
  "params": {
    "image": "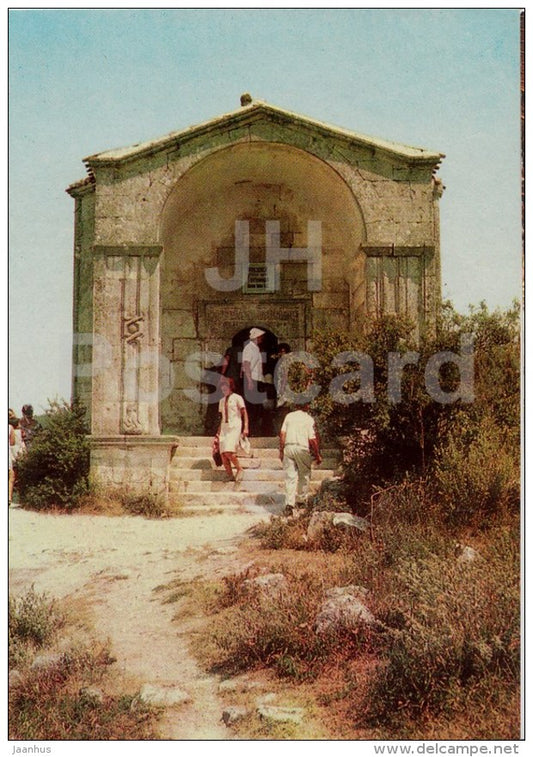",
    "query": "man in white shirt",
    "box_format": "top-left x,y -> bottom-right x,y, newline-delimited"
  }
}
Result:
279,403 -> 322,514
241,327 -> 267,435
